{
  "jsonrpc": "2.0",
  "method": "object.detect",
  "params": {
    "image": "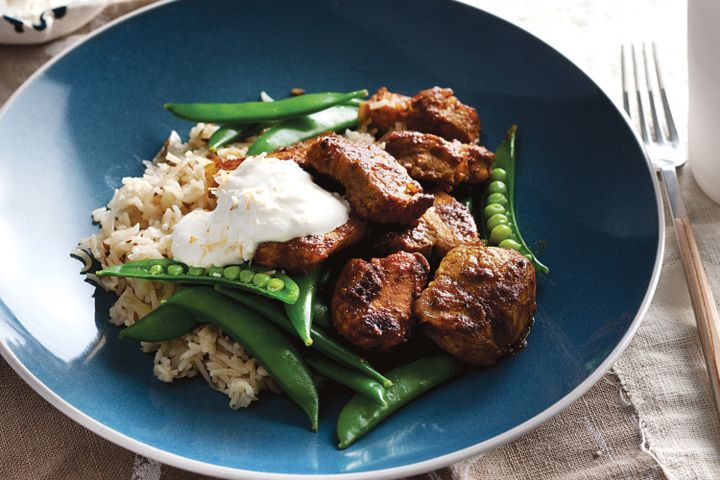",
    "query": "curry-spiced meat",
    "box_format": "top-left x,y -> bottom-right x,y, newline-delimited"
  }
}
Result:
269,137 -> 316,167
374,191 -> 479,259
360,87 -> 480,143
414,245 -> 536,366
253,217 -> 366,274
307,134 -> 433,224
405,87 -> 480,144
331,251 -> 429,351
358,87 -> 412,135
384,131 -> 494,191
